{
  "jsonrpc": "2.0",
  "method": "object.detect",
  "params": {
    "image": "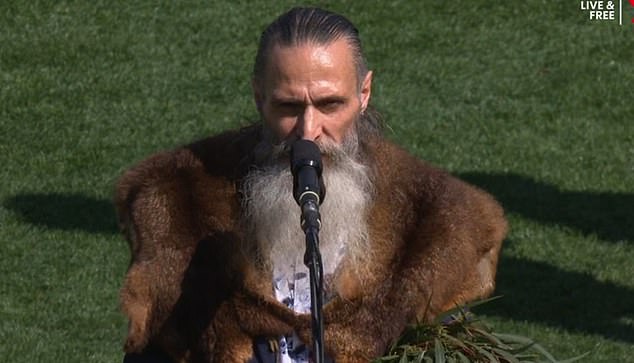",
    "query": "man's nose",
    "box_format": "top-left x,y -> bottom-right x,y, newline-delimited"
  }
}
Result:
296,106 -> 321,141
